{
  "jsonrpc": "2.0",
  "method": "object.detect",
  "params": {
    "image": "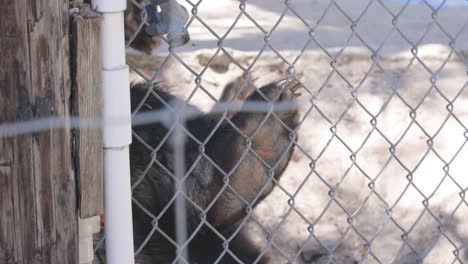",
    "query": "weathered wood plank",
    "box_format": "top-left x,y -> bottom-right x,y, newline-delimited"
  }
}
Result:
71,14 -> 104,219
0,138 -> 14,263
0,0 -> 78,263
